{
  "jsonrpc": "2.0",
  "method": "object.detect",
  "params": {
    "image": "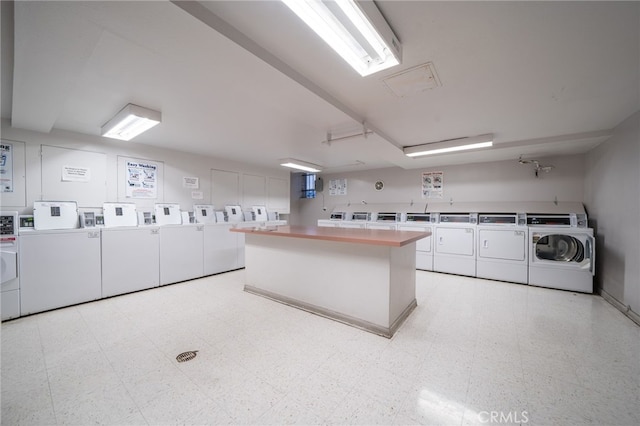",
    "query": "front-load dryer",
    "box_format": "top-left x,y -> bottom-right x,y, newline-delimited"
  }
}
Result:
398,213 -> 434,271
433,213 -> 477,277
476,213 -> 528,284
527,214 -> 595,293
